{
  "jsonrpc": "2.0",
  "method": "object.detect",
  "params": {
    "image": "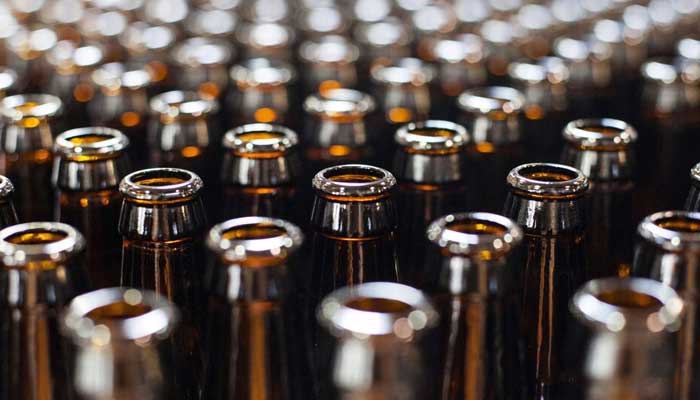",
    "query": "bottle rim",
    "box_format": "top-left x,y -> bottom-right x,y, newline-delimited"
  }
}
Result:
185,8 -> 239,38
353,18 -> 413,49
0,67 -> 18,92
207,216 -> 303,264
641,57 -> 678,84
0,94 -> 63,120
120,168 -> 204,202
637,210 -> 700,251
229,57 -> 296,87
457,86 -> 525,114
432,34 -> 485,64
236,22 -> 295,50
223,123 -> 298,154
171,37 -> 234,67
563,118 -> 638,149
571,277 -> 683,332
317,282 -> 438,337
62,287 -> 179,344
427,212 -> 523,256
92,62 -> 152,89
46,41 -> 104,70
55,127 -> 130,157
313,164 -> 396,198
150,90 -> 219,117
553,35 -> 613,62
299,35 -> 360,64
507,56 -> 570,85
304,88 -> 376,117
691,162 -> 700,183
0,222 -> 85,267
370,57 -> 436,85
120,22 -> 177,54
0,175 -> 13,198
394,120 -> 469,151
507,163 -> 589,197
